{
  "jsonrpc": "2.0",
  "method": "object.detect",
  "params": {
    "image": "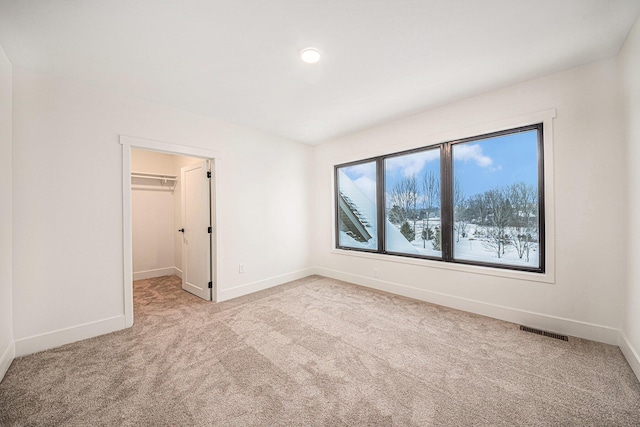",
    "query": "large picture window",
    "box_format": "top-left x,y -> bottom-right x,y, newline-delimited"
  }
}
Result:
335,124 -> 545,273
